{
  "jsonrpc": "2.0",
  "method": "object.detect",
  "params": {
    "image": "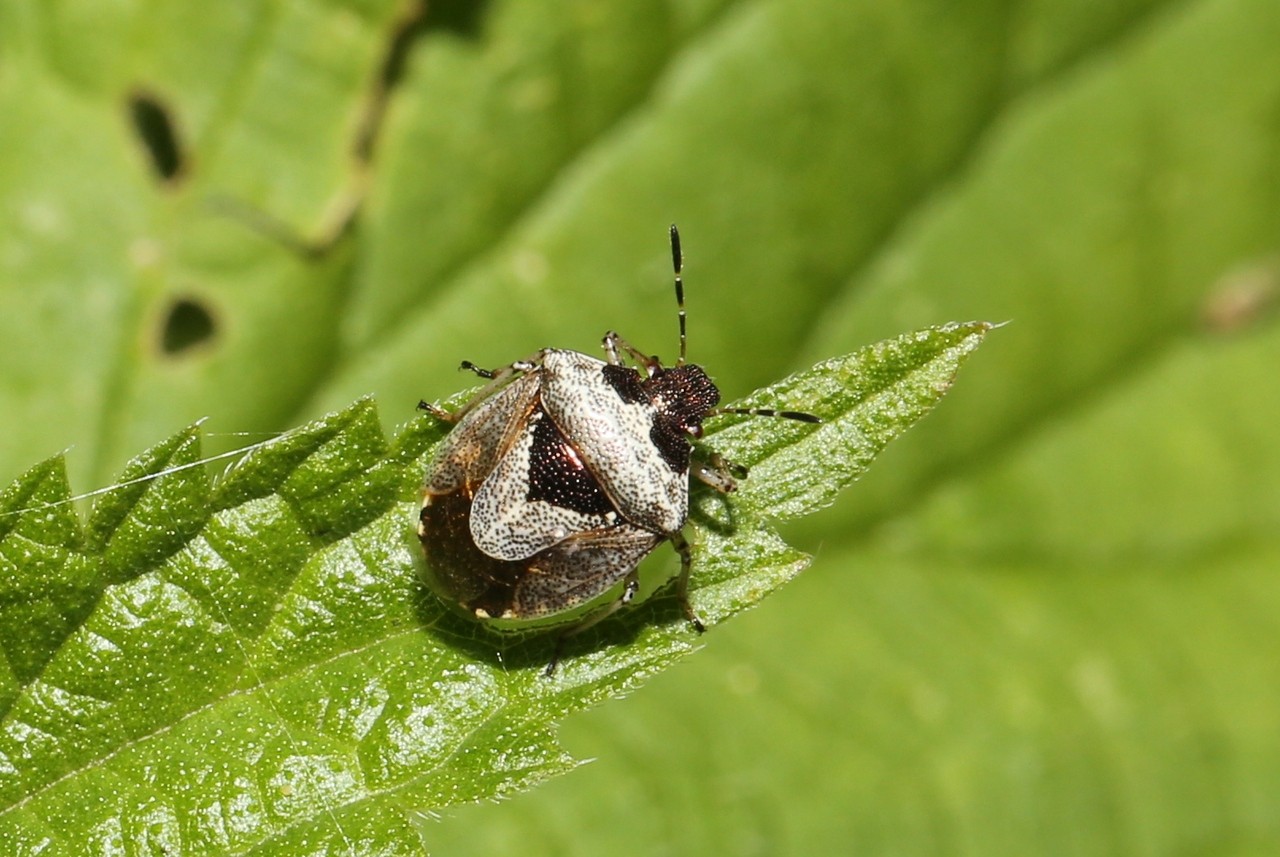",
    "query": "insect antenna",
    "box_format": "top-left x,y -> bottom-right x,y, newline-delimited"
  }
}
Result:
710,406 -> 821,423
670,223 -> 687,366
